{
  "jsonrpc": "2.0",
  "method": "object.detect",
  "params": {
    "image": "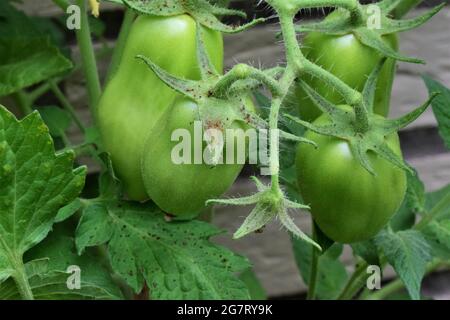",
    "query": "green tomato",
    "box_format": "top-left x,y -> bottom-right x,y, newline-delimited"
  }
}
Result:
141,97 -> 248,219
295,16 -> 398,122
97,14 -> 223,200
295,107 -> 407,243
